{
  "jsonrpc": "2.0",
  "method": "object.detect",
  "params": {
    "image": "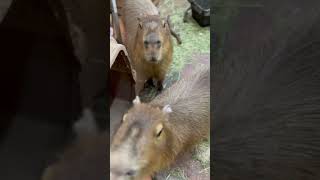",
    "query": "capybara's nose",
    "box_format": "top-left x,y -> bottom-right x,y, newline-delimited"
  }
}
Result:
151,57 -> 157,62
152,41 -> 161,49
